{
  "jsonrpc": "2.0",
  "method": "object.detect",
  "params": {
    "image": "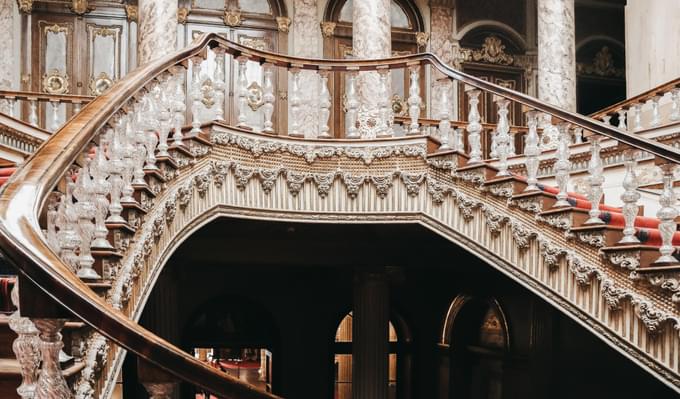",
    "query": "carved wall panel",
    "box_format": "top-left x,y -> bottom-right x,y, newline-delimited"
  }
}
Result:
86,23 -> 122,95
